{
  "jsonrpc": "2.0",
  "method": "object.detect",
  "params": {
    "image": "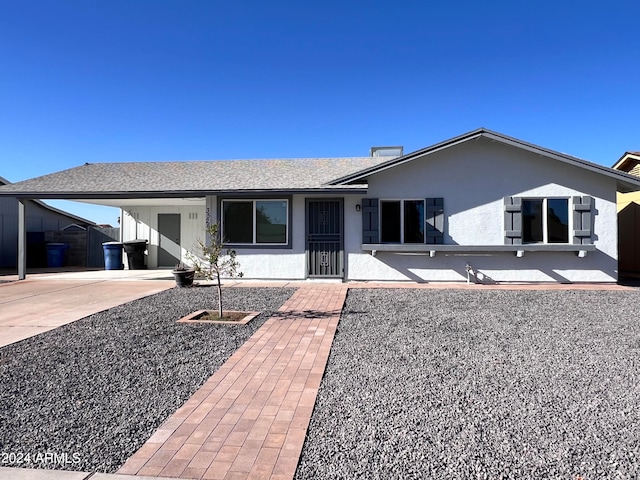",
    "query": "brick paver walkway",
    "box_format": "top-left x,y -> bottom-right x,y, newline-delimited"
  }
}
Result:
118,285 -> 348,480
